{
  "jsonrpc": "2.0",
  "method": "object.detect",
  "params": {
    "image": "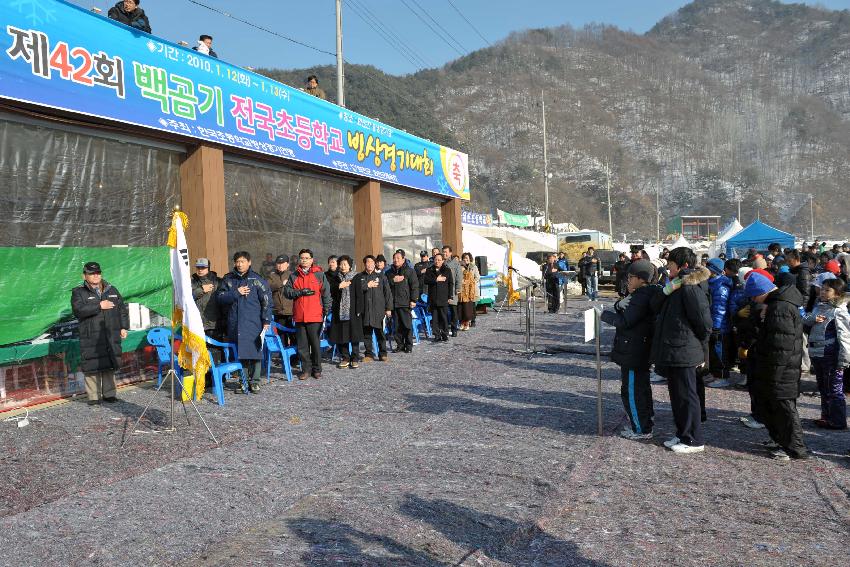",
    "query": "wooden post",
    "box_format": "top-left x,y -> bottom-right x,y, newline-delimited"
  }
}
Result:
179,145 -> 228,274
441,198 -> 463,252
353,180 -> 383,263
